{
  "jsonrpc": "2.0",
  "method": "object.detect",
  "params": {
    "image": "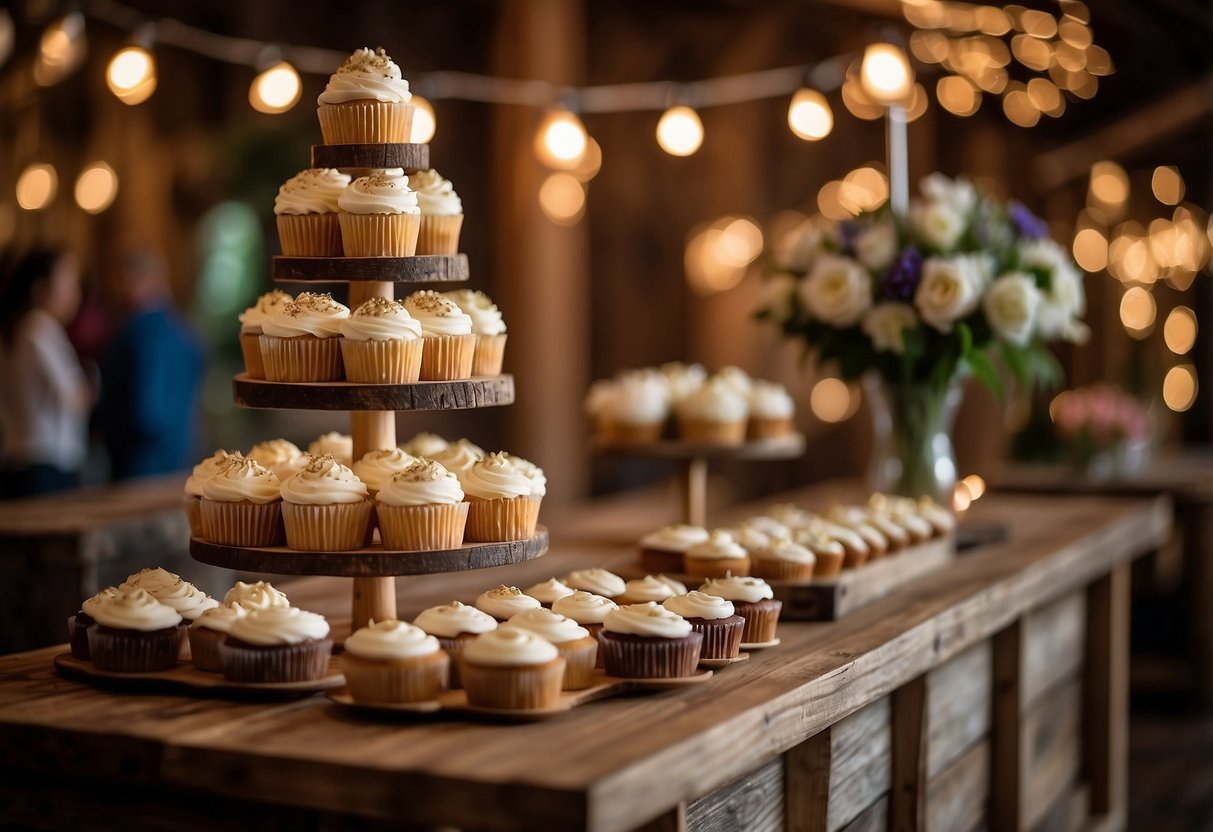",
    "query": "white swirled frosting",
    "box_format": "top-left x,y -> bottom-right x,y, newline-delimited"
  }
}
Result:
443,290 -> 506,336
524,578 -> 574,605
338,169 -> 419,215
262,293 -> 350,339
402,291 -> 473,337
317,47 -> 411,105
552,591 -> 618,624
90,589 -> 182,632
640,524 -> 709,552
475,585 -> 541,620
81,586 -> 122,618
308,432 -> 353,465
223,581 -> 290,610
340,297 -> 422,342
748,380 -> 795,419
408,169 -> 463,216
663,590 -> 736,621
725,526 -> 771,554
345,619 -> 440,661
757,538 -> 818,564
678,376 -> 749,422
118,567 -> 181,595
685,530 -> 748,561
228,606 -> 330,646
429,438 -> 485,474
202,457 -> 282,504
239,290 -> 294,333
506,608 -> 589,644
564,568 -> 626,598
376,460 -> 464,507
622,575 -> 679,603
603,602 -> 693,638
155,579 -> 218,620
698,574 -> 774,603
274,169 -> 350,215
192,603 -> 247,634
248,438 -> 303,471
661,362 -> 707,403
185,450 -> 240,498
743,516 -> 793,540
462,626 -> 558,667
461,452 -> 533,500
280,455 -> 368,505
413,601 -> 497,638
504,454 -> 545,498
401,432 -> 449,457
605,373 -> 668,425
352,447 -> 416,492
